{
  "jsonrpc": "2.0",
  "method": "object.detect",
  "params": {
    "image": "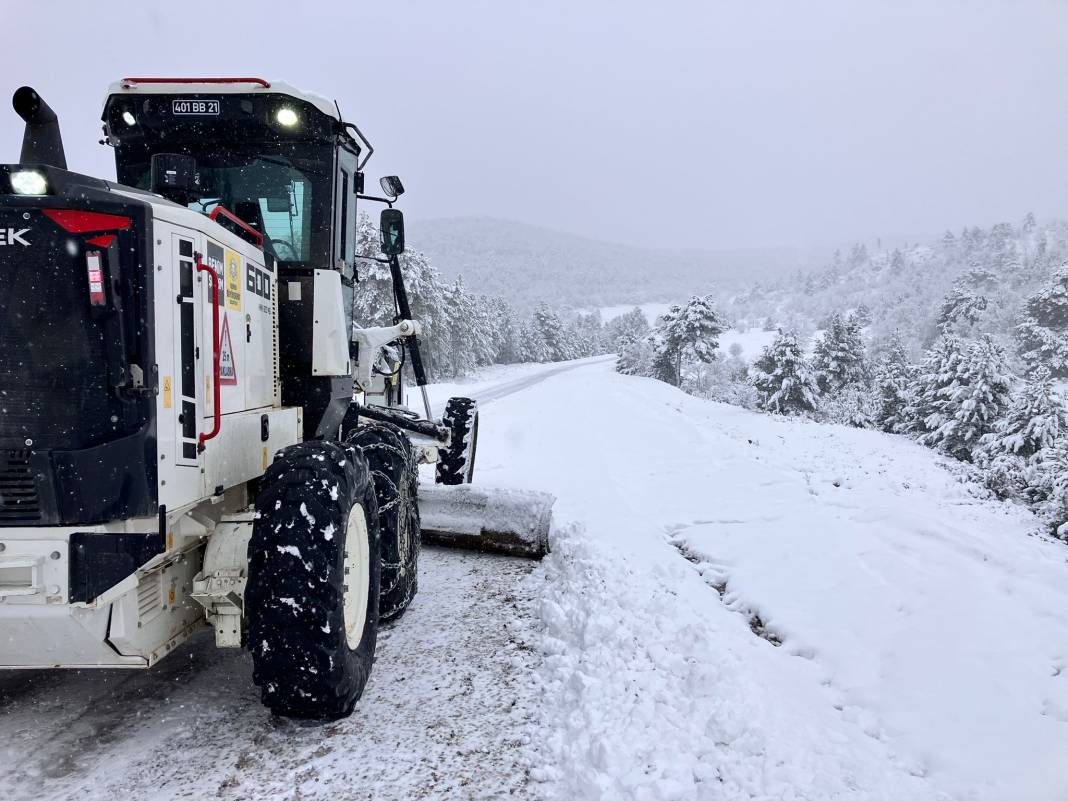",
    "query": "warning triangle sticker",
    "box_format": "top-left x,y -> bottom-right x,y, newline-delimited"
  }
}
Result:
219,315 -> 238,386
